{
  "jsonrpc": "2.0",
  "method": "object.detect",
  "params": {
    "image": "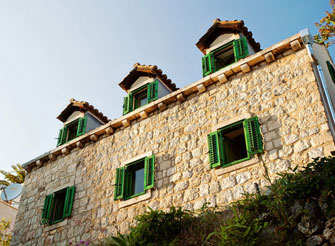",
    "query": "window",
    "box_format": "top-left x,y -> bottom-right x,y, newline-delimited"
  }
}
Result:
41,186 -> 75,225
327,61 -> 335,83
207,117 -> 263,169
114,155 -> 155,200
57,116 -> 87,146
123,80 -> 158,115
202,37 -> 249,77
